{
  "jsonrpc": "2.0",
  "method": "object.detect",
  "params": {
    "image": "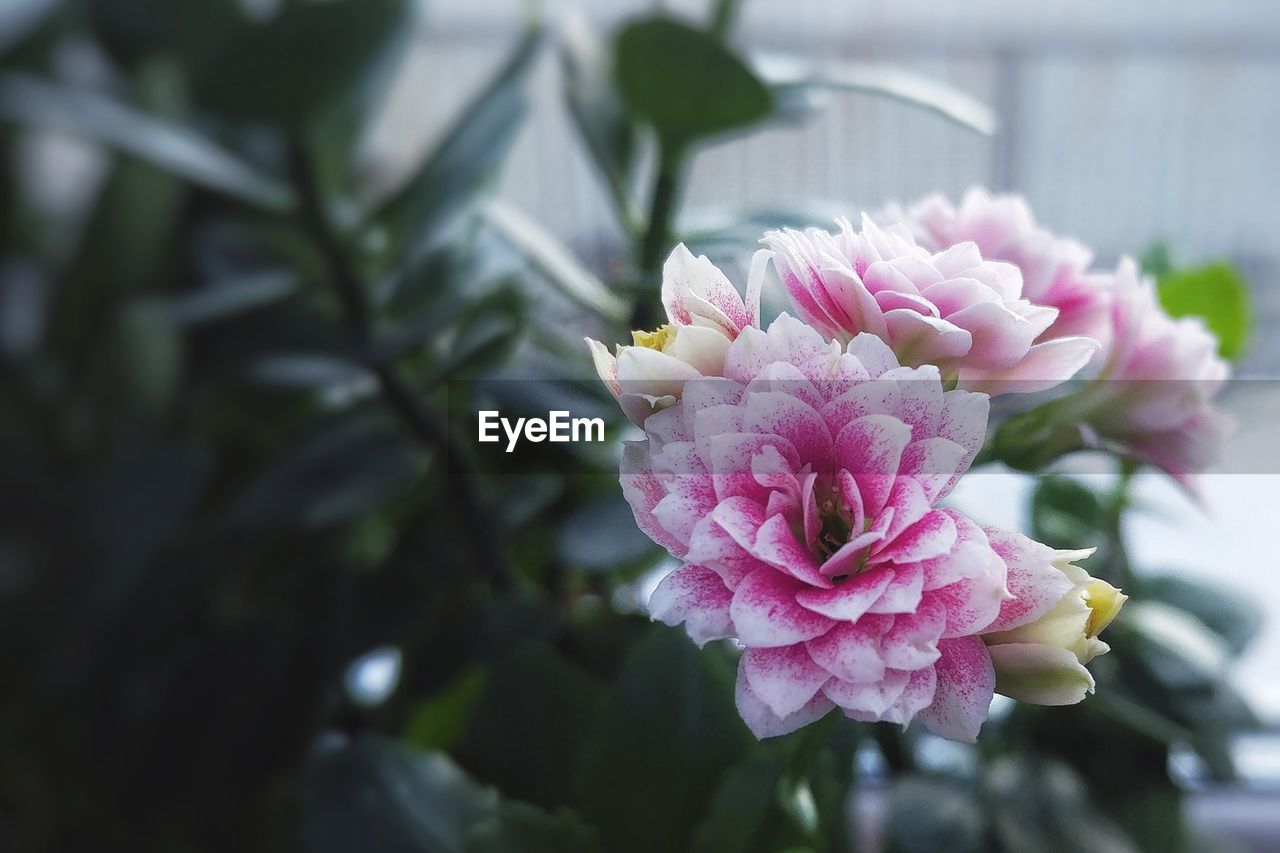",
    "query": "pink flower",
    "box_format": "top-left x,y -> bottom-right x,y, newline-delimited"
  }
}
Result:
627,314 -> 1062,741
764,216 -> 1098,395
588,244 -> 766,424
882,188 -> 1114,352
1076,259 -> 1230,484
